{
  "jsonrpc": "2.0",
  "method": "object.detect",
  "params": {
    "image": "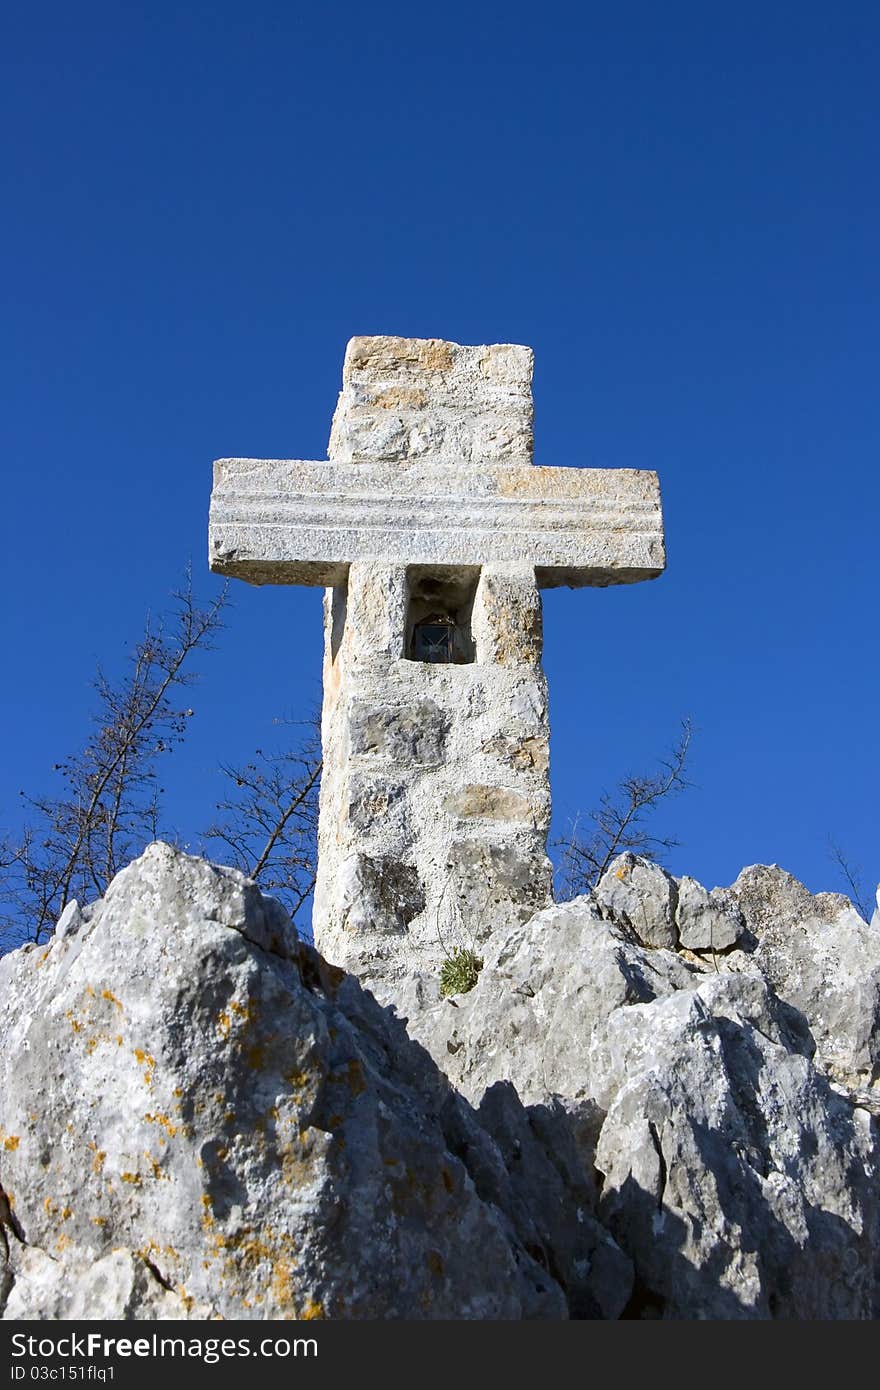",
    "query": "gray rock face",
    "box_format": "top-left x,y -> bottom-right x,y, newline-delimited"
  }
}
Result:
3,843 -> 878,1320
675,874 -> 747,951
400,896 -> 700,1111
727,863 -> 852,938
594,854 -> 680,949
589,858 -> 878,1085
593,854 -> 746,955
728,865 -> 880,1084
593,975 -> 878,1319
397,876 -> 880,1319
2,1247 -> 210,1321
0,844 -> 627,1321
